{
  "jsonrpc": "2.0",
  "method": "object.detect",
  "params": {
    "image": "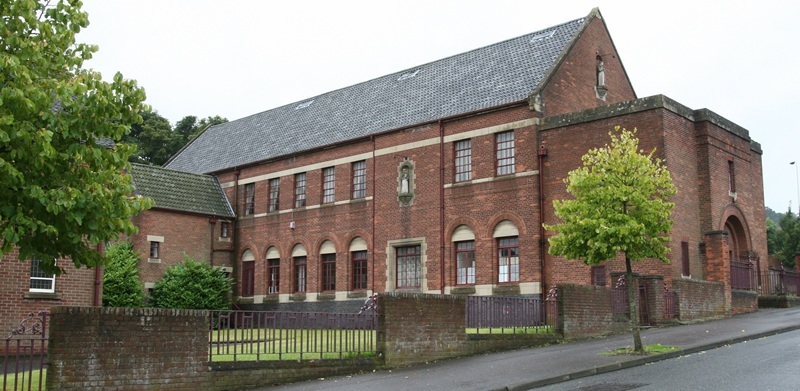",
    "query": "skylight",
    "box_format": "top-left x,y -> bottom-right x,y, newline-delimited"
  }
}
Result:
397,69 -> 420,81
295,100 -> 314,110
530,30 -> 555,43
